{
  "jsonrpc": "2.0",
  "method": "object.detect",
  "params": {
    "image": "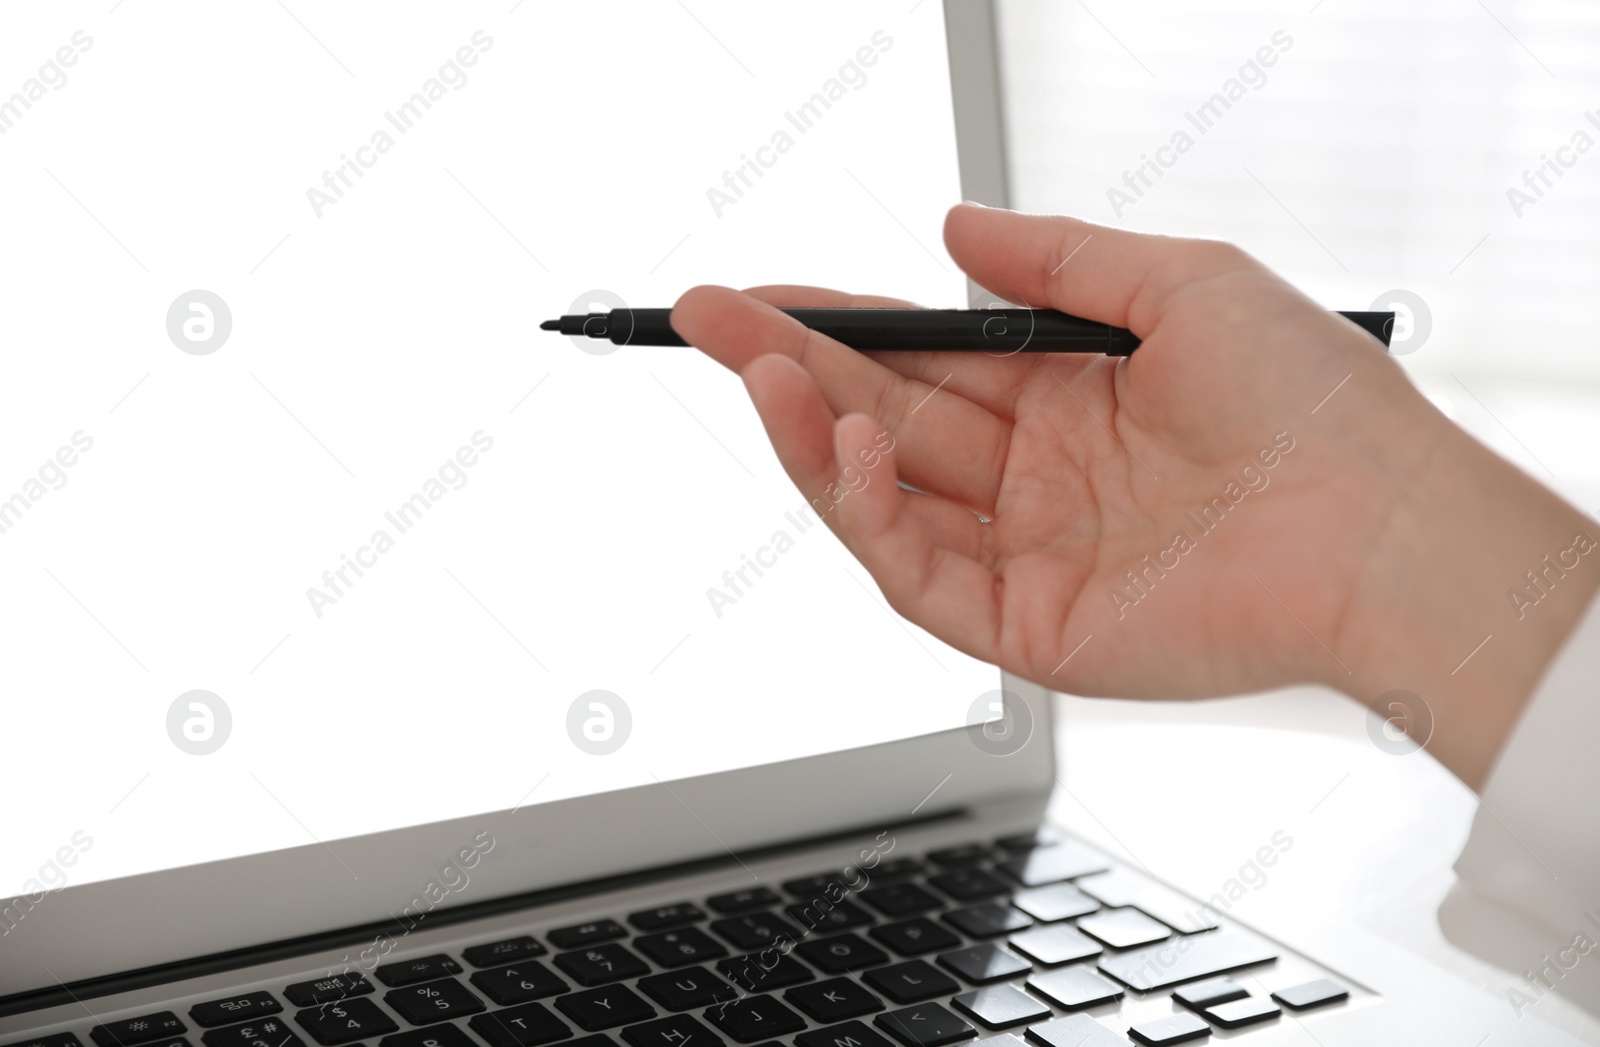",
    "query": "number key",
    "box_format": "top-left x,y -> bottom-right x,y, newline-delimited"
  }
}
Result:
199,1019 -> 302,1047
470,962 -> 568,1006
294,998 -> 398,1045
553,944 -> 649,987
383,979 -> 485,1026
